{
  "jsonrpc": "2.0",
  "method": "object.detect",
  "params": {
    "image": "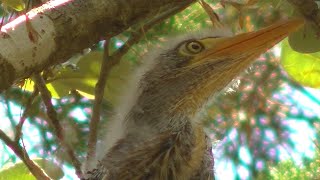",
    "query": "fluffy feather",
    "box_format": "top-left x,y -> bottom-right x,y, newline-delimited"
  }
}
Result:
94,27 -> 232,165
84,27 -> 232,178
